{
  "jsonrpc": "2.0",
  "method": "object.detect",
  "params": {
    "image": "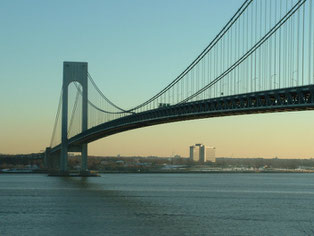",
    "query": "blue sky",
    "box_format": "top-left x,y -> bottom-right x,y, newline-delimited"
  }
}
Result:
1,0 -> 314,158
0,0 -> 242,106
